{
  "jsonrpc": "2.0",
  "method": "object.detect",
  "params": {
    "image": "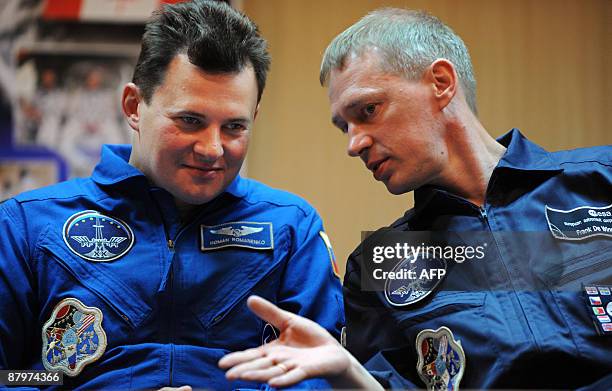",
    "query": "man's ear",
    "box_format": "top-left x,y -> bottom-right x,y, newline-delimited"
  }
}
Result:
122,83 -> 142,131
428,59 -> 457,110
